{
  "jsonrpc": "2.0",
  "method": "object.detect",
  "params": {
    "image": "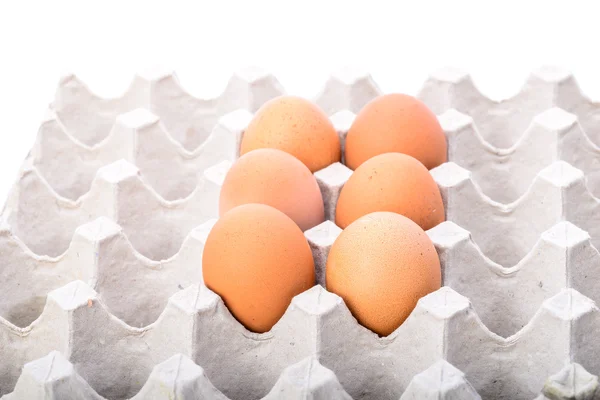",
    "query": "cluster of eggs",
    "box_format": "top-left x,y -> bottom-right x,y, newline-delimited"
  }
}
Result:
203,93 -> 447,336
